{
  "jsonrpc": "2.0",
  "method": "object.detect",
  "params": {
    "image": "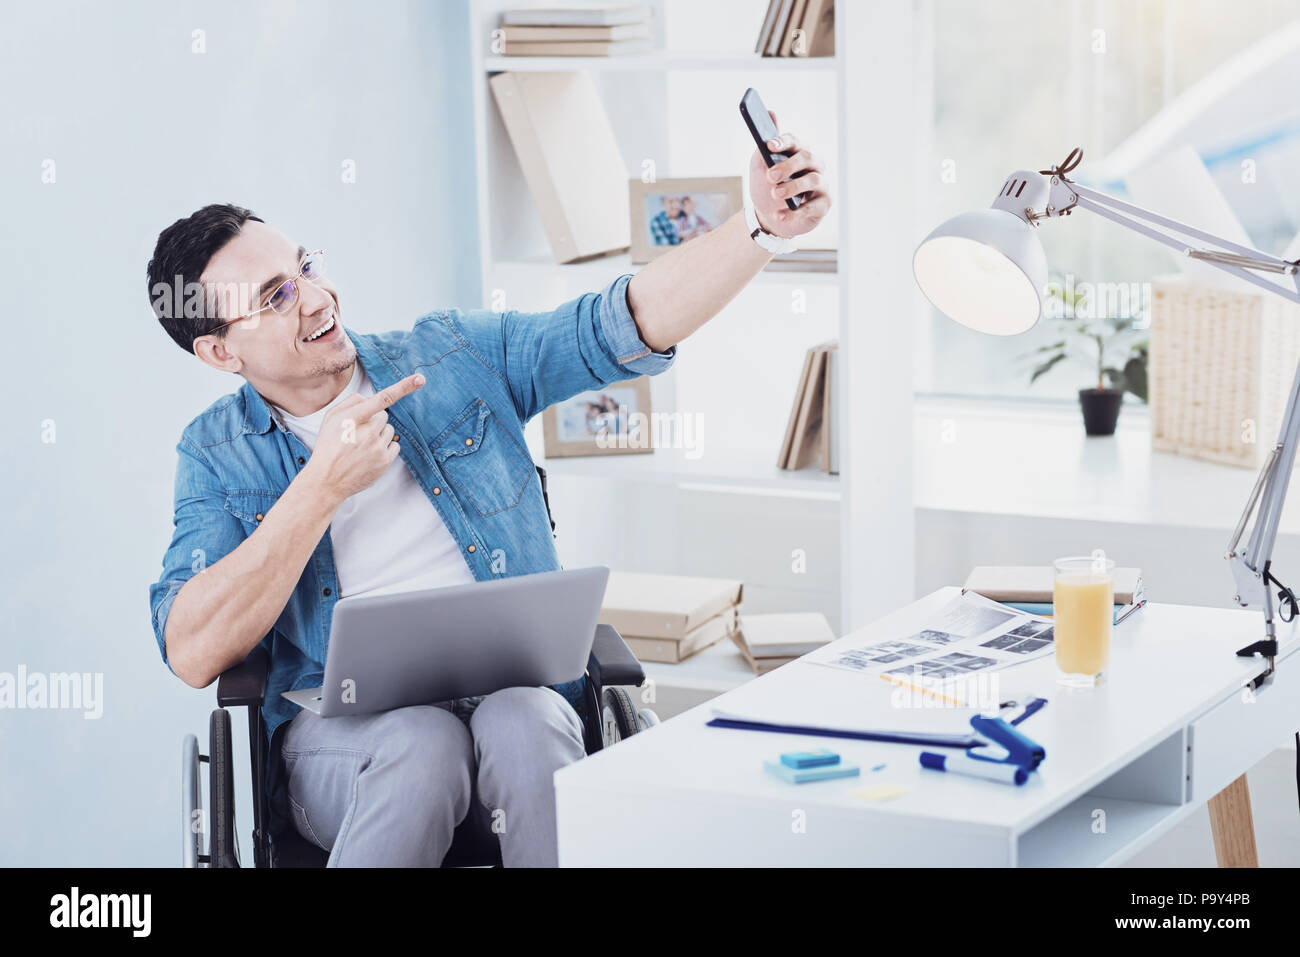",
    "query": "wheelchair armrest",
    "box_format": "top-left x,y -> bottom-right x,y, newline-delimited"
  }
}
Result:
587,624 -> 645,689
216,644 -> 270,709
